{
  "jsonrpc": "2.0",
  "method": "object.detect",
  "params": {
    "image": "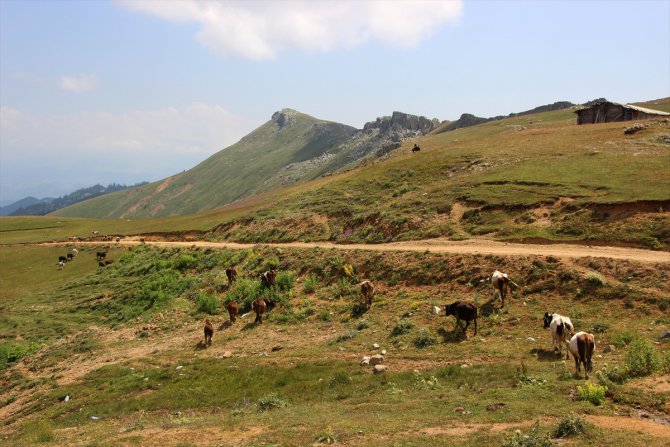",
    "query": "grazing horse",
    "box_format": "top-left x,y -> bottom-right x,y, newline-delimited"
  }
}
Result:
225,267 -> 237,285
445,301 -> 478,335
226,301 -> 239,323
569,332 -> 595,379
252,297 -> 275,324
204,319 -> 214,346
360,280 -> 375,309
260,269 -> 277,288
